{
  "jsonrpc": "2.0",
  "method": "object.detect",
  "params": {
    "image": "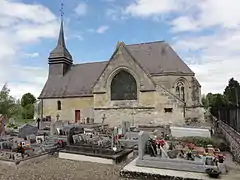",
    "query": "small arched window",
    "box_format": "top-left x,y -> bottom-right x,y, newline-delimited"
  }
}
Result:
111,70 -> 137,100
57,100 -> 61,110
176,81 -> 185,101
